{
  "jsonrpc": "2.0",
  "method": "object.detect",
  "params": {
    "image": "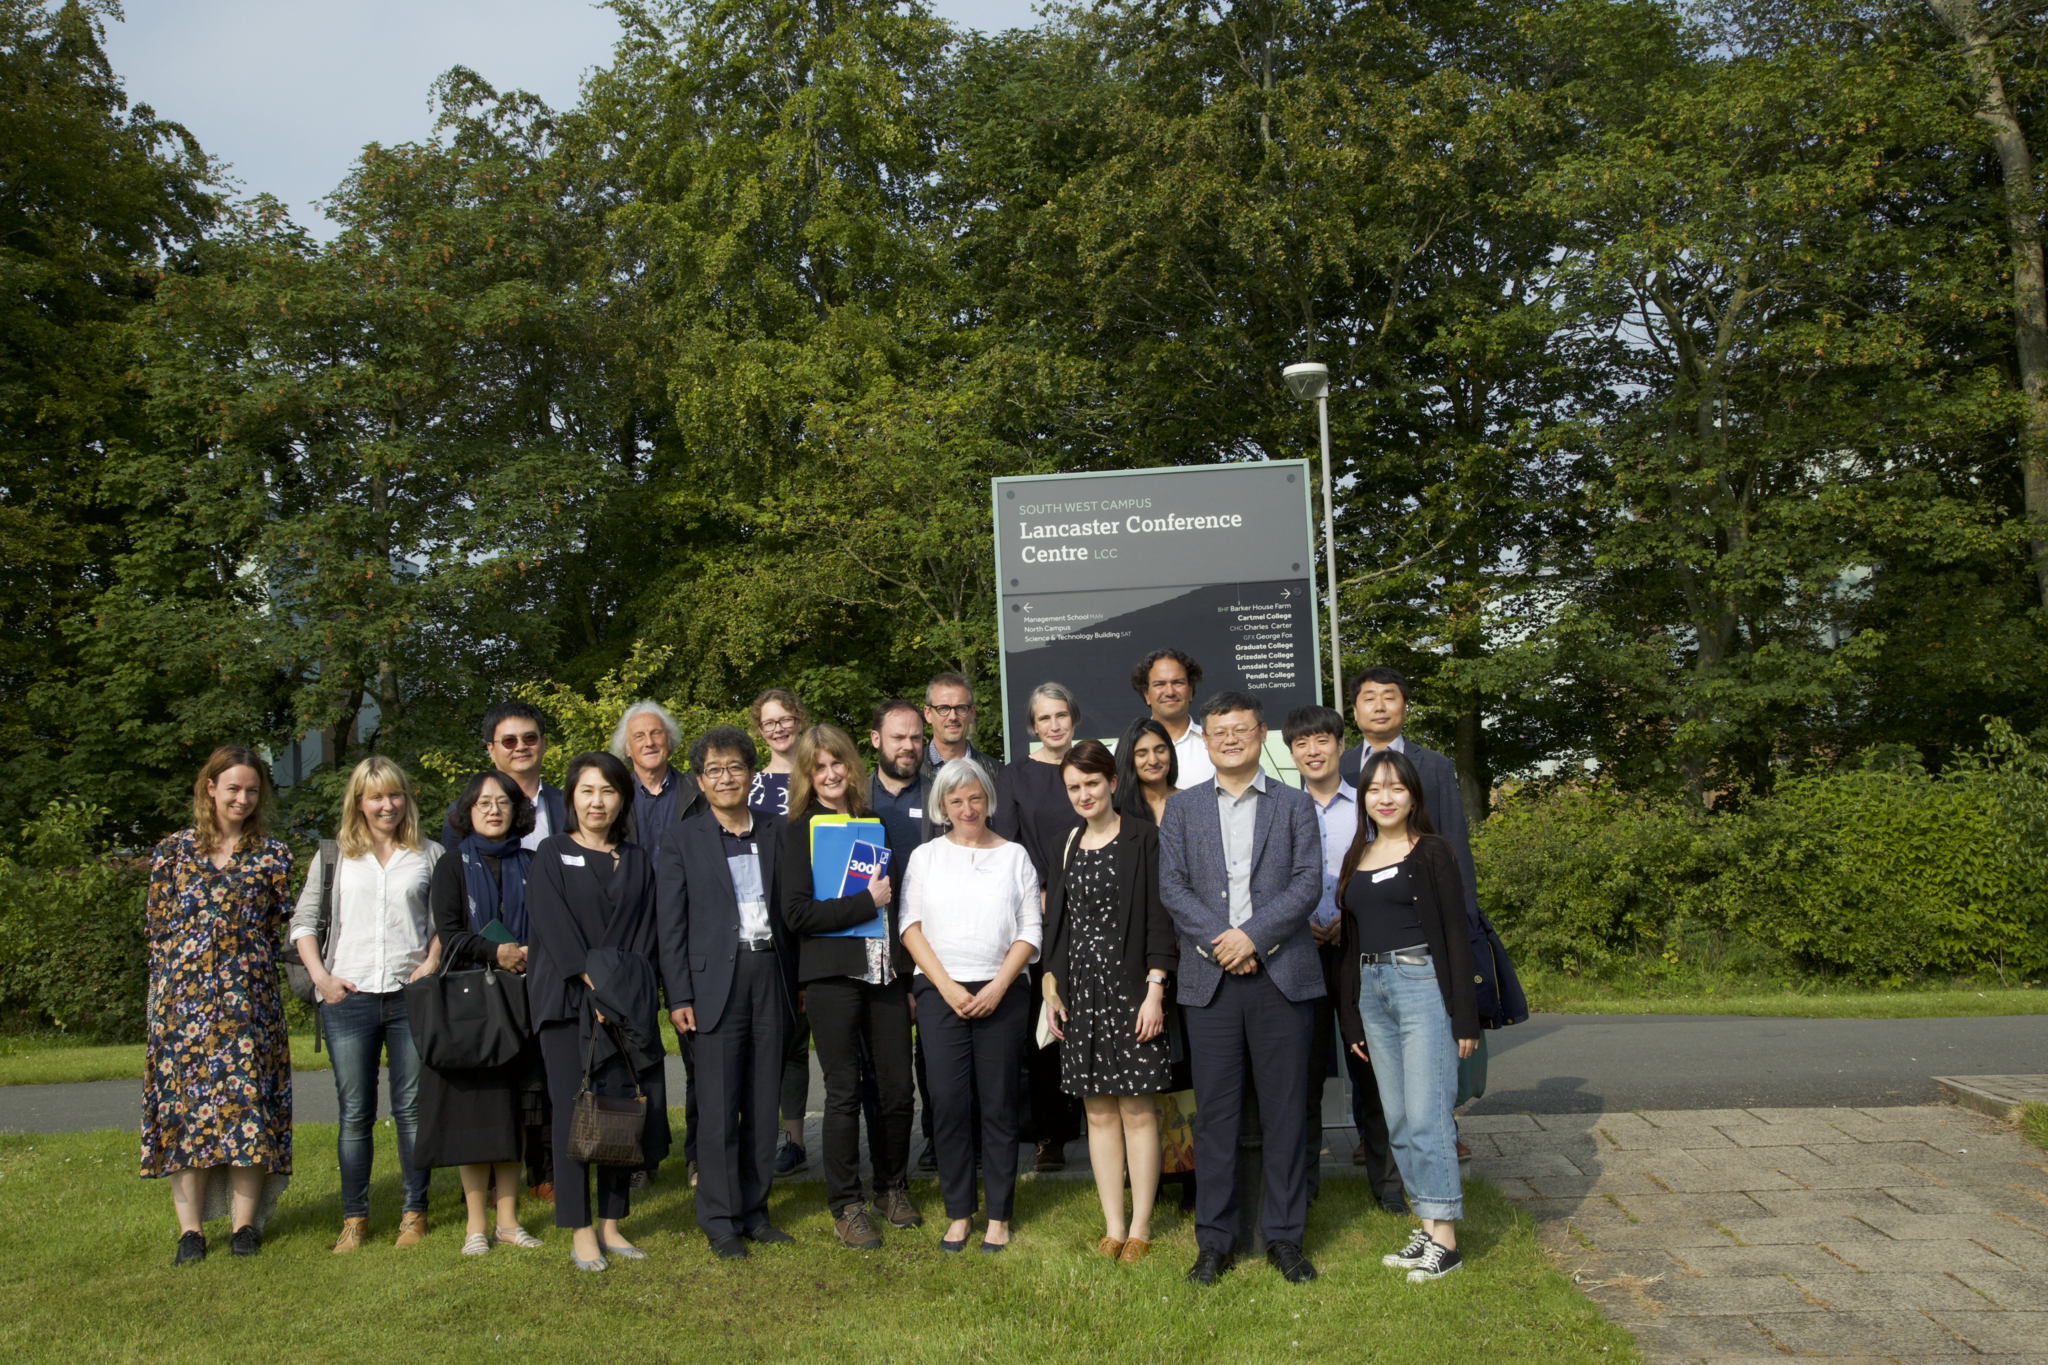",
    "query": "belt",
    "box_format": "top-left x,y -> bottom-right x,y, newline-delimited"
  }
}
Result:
1360,945 -> 1431,967
739,938 -> 776,953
